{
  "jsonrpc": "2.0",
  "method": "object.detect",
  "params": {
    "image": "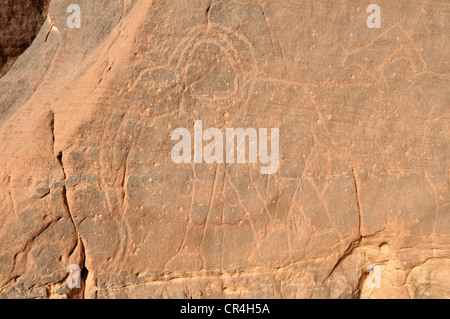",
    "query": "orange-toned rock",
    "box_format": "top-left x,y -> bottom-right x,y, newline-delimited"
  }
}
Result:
0,0 -> 448,299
